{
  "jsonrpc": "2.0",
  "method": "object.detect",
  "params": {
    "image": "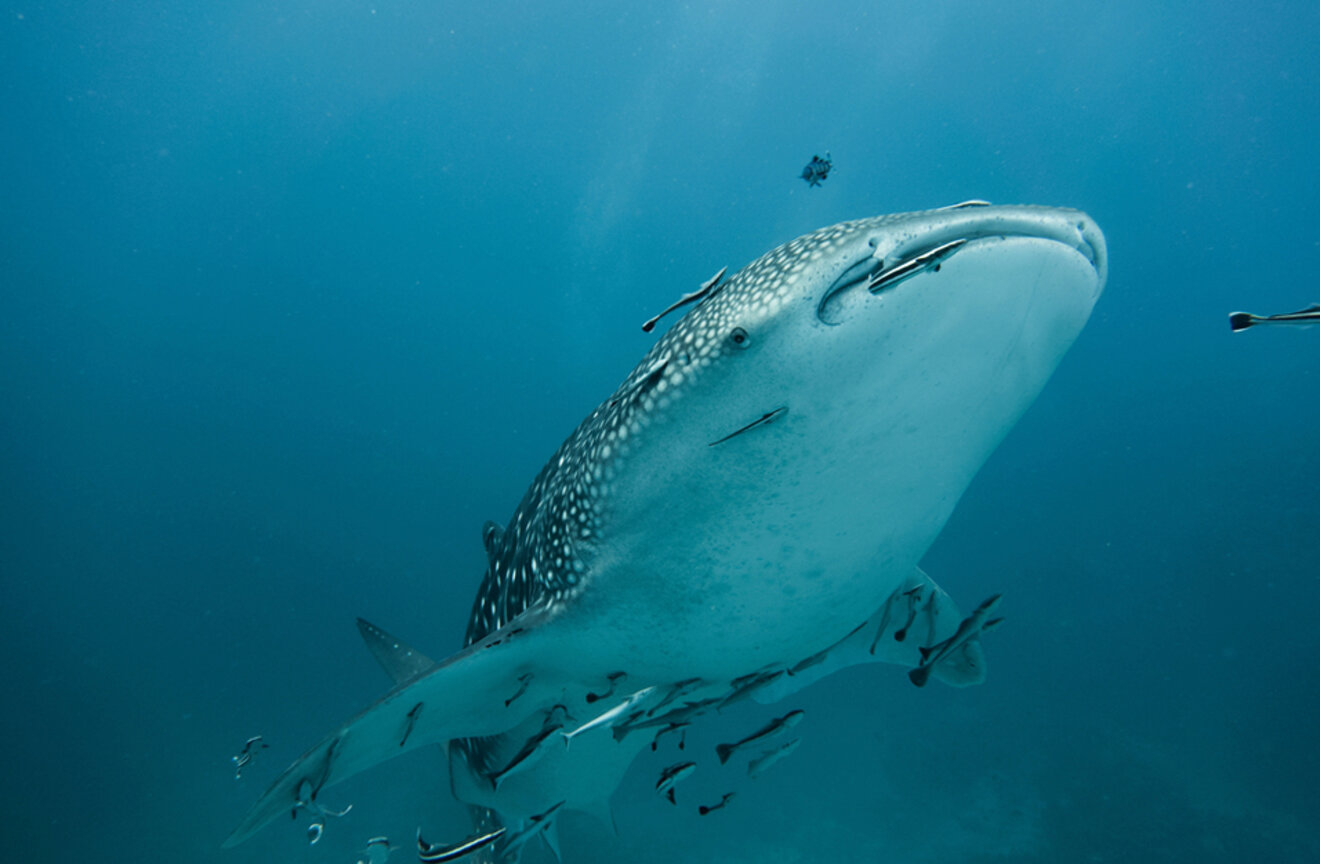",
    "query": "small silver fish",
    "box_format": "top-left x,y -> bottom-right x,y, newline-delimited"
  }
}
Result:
650,721 -> 690,751
655,761 -> 697,805
585,671 -> 627,704
714,709 -> 805,765
717,668 -> 785,711
503,673 -> 532,707
698,792 -> 736,815
356,835 -> 393,864
1230,303 -> 1320,332
292,776 -> 352,845
869,239 -> 967,293
892,586 -> 925,642
231,734 -> 268,779
562,686 -> 656,748
499,801 -> 565,860
399,702 -> 423,748
789,621 -> 867,675
490,707 -> 568,790
747,737 -> 801,779
645,677 -> 704,717
641,266 -> 728,333
909,594 -> 1004,687
416,826 -> 505,863
614,697 -> 720,742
